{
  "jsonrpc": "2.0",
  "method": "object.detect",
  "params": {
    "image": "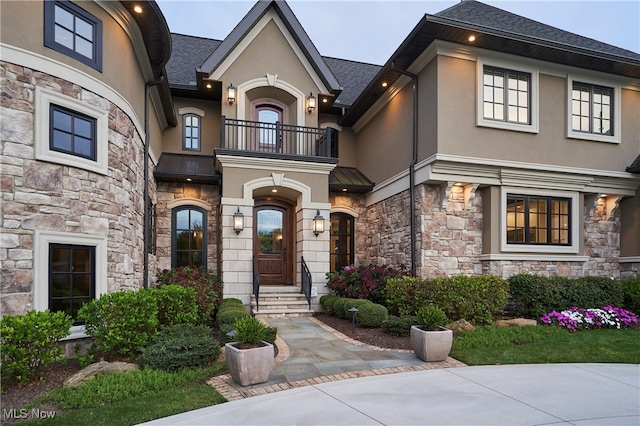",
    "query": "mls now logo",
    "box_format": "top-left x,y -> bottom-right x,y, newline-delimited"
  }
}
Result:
3,408 -> 56,420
